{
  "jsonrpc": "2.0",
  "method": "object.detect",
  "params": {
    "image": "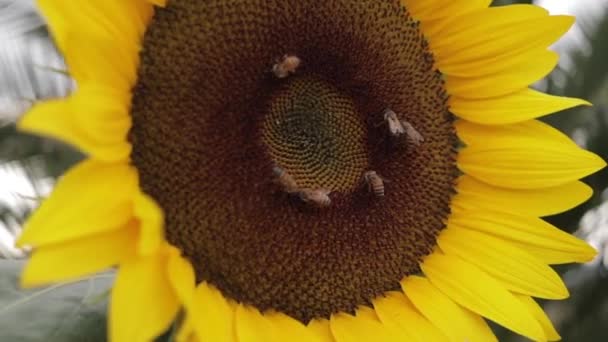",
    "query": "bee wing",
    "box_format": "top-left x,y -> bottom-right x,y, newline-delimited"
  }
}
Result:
298,188 -> 312,201
388,117 -> 406,135
316,190 -> 332,206
401,121 -> 424,145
